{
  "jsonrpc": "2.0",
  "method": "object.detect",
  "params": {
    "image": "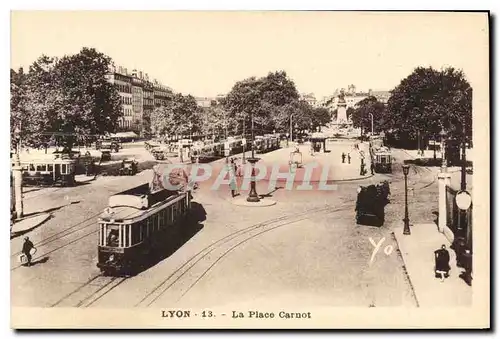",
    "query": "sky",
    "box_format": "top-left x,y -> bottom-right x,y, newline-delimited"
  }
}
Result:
10,11 -> 488,99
